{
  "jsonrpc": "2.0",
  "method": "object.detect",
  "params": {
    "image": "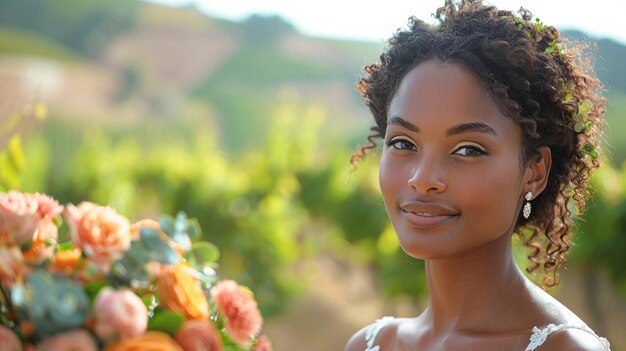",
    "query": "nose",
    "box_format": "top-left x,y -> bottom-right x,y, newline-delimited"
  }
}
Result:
407,155 -> 447,194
